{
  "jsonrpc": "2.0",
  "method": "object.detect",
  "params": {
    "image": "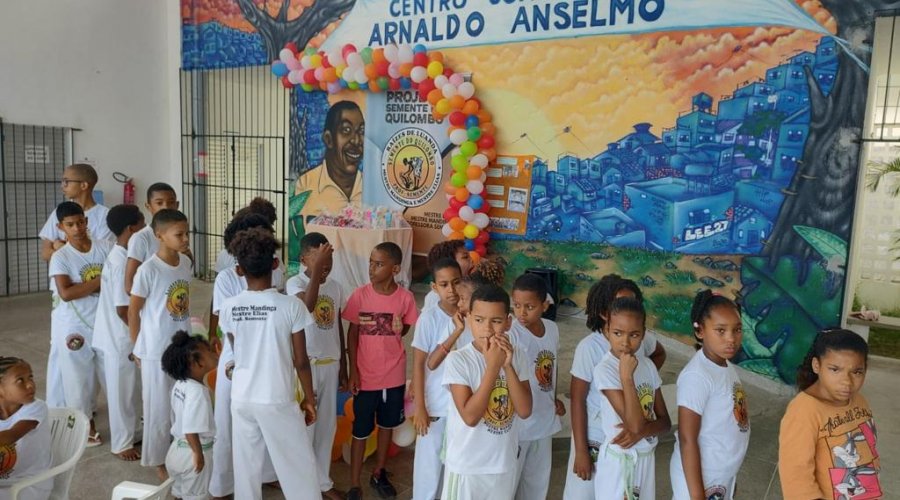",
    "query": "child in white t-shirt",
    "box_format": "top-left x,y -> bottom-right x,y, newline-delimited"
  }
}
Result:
411,258 -> 463,499
593,297 -> 671,500
509,274 -> 564,500
48,201 -> 112,447
670,291 -> 749,499
442,284 -> 533,500
124,183 -> 180,295
422,240 -> 473,310
162,332 -> 218,500
129,209 -> 193,479
218,227 -> 319,500
0,357 -> 52,500
213,197 -> 278,274
564,274 -> 664,499
285,232 -> 346,500
93,204 -> 145,461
